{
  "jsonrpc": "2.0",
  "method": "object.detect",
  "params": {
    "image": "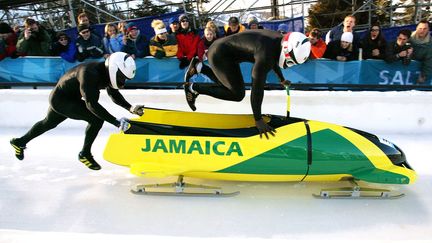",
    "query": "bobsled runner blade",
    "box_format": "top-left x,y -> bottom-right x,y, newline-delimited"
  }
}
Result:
312,178 -> 405,199
312,188 -> 405,199
131,175 -> 240,197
